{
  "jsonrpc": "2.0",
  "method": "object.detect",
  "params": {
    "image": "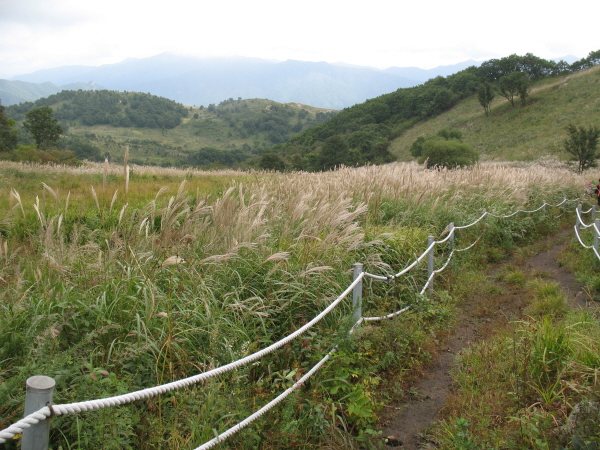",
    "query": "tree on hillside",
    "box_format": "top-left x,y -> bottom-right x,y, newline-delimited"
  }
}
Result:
515,72 -> 531,106
498,73 -> 520,107
0,104 -> 19,151
410,128 -> 478,169
259,152 -> 287,171
319,135 -> 353,171
564,124 -> 600,172
23,106 -> 63,149
477,83 -> 495,117
498,71 -> 531,108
